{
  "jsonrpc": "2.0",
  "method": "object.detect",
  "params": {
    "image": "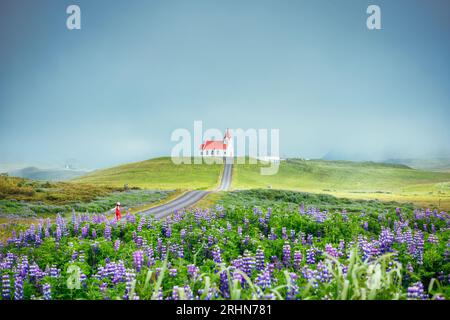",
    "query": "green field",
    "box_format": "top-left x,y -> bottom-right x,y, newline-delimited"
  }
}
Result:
232,159 -> 450,210
74,157 -> 450,210
74,157 -> 224,190
0,175 -> 173,217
